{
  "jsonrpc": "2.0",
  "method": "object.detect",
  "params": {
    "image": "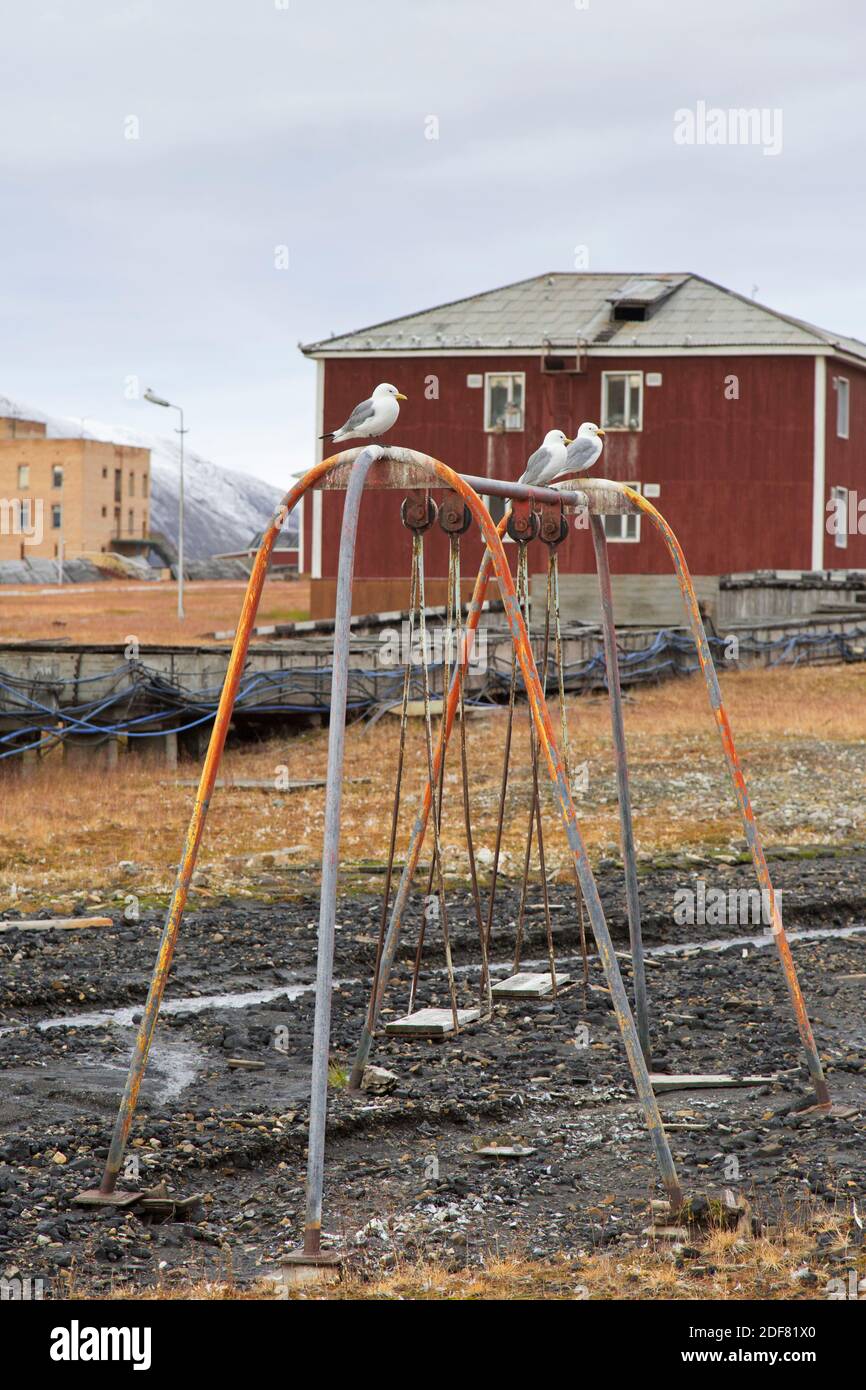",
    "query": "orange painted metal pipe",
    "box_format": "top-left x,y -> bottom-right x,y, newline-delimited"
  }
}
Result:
626,486 -> 830,1109
93,456 -> 340,1194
